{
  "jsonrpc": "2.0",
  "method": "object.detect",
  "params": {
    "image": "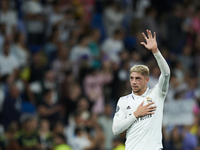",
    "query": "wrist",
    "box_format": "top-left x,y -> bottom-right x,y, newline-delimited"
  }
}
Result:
134,111 -> 139,118
152,48 -> 159,54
